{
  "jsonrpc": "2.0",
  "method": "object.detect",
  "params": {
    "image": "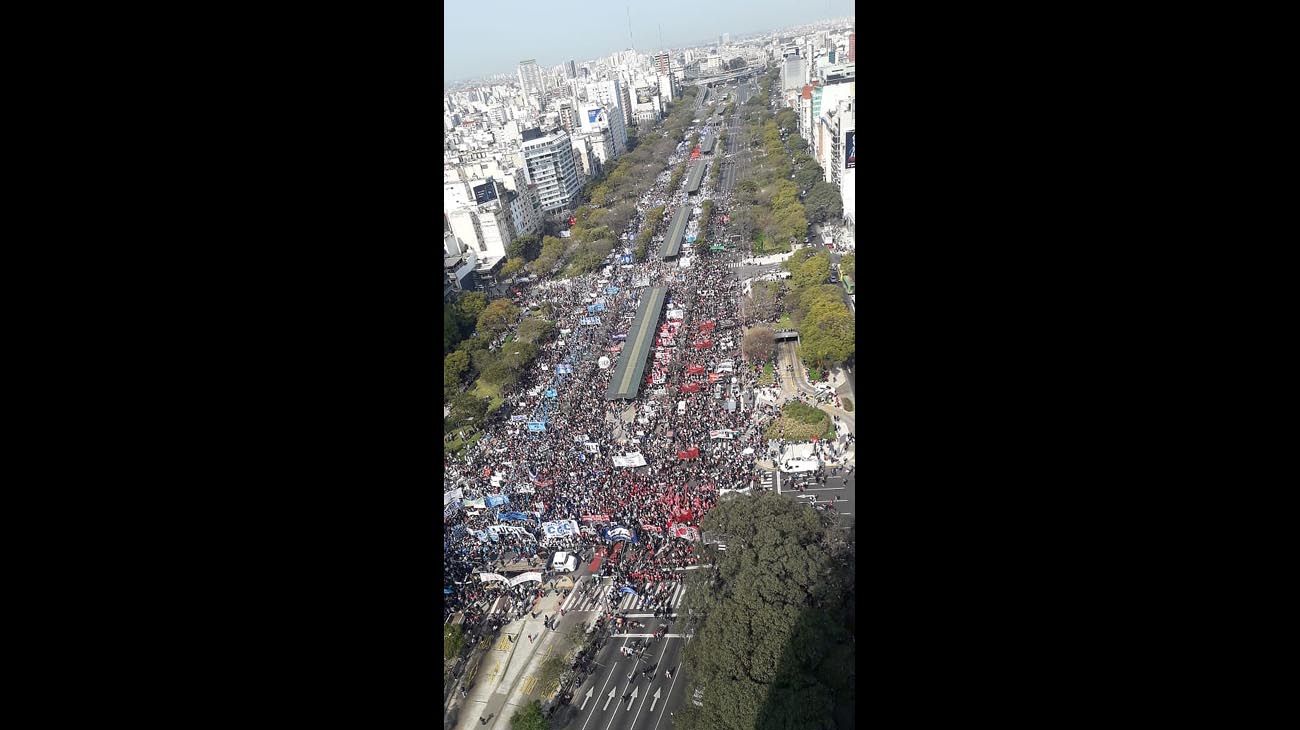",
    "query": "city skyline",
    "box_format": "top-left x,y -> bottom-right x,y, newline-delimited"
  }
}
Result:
442,0 -> 852,84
